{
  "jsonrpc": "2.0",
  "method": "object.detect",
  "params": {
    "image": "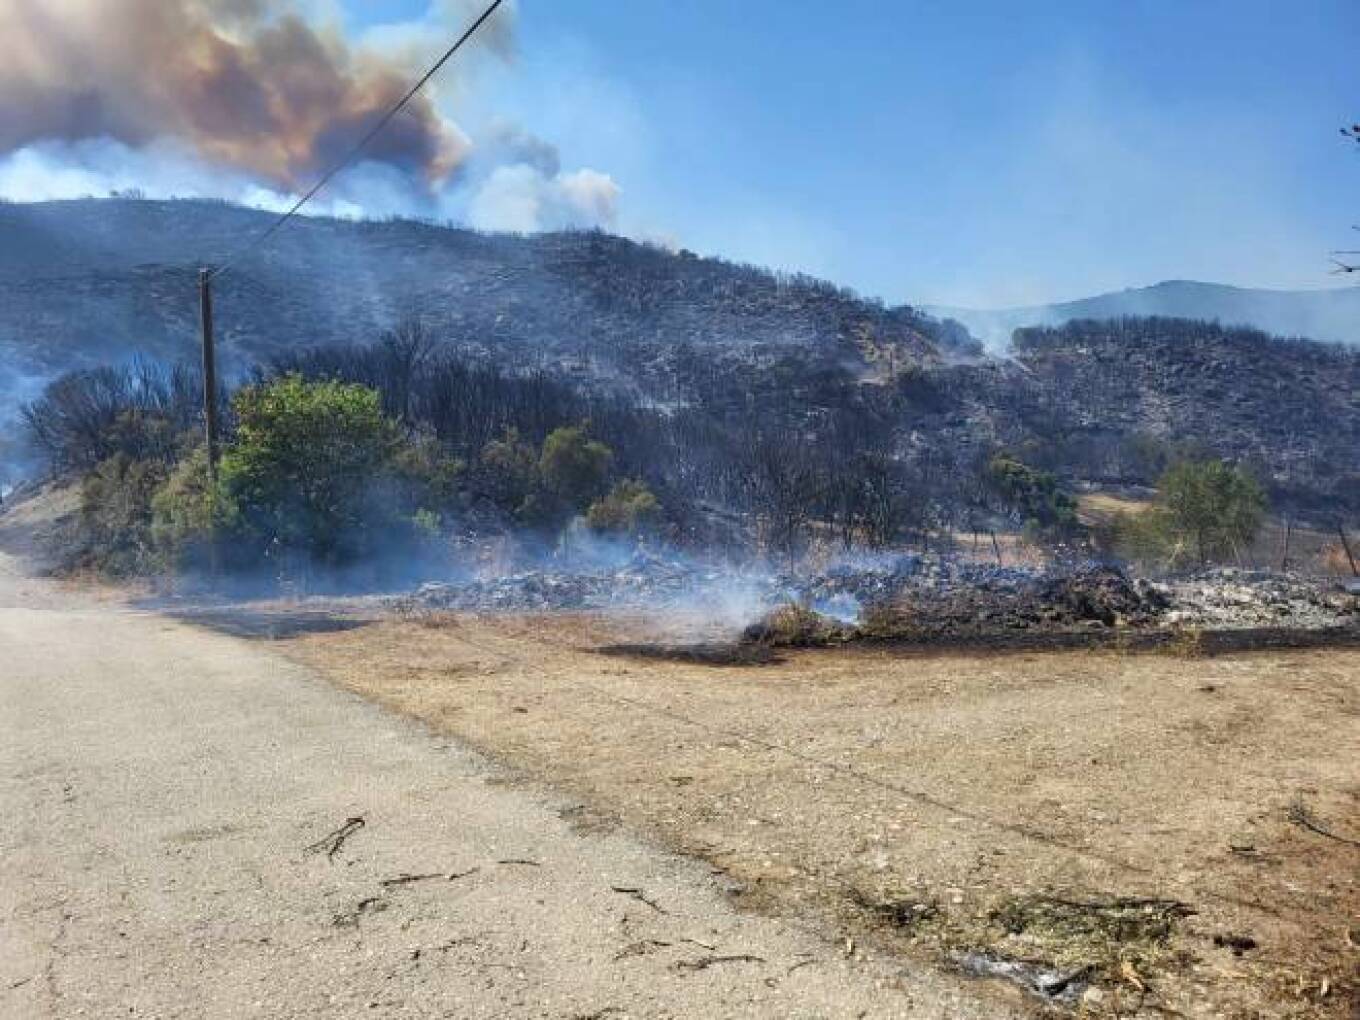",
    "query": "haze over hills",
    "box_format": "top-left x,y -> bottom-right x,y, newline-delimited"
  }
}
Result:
1,198 -> 1357,511
0,198 -> 957,409
929,280 -> 1360,351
